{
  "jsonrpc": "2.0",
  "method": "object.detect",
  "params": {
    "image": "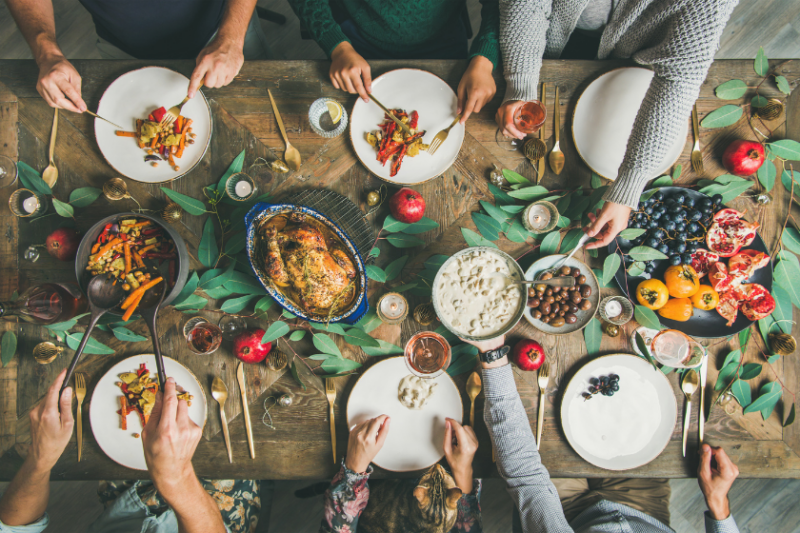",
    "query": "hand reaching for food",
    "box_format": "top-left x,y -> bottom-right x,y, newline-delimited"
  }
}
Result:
584,202 -> 633,250
36,54 -> 87,114
189,36 -> 244,97
443,418 -> 477,494
345,415 -> 391,474
330,42 -> 372,102
697,444 -> 739,520
457,55 -> 496,124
